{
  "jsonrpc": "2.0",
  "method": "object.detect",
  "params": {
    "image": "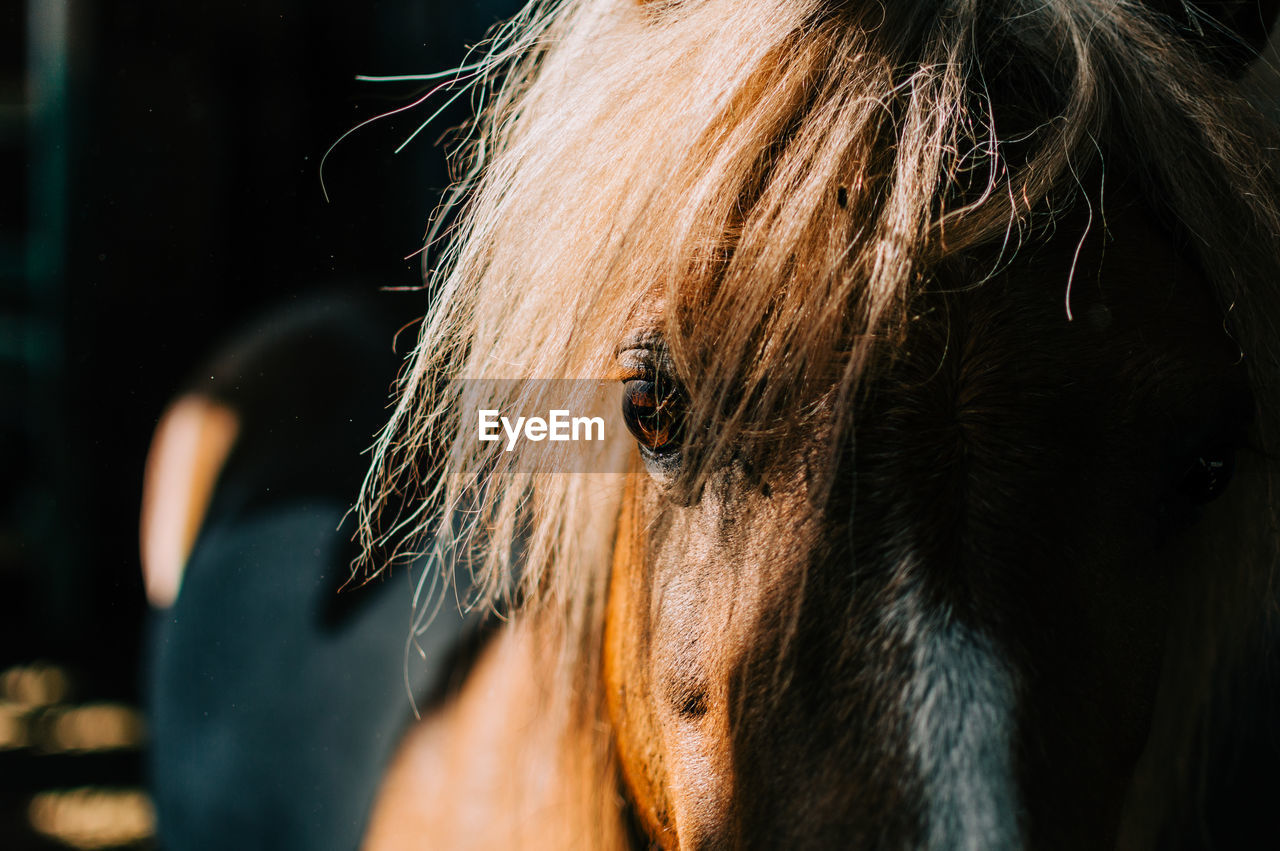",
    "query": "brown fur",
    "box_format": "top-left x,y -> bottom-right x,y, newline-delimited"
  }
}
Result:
360,1 -> 1280,846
